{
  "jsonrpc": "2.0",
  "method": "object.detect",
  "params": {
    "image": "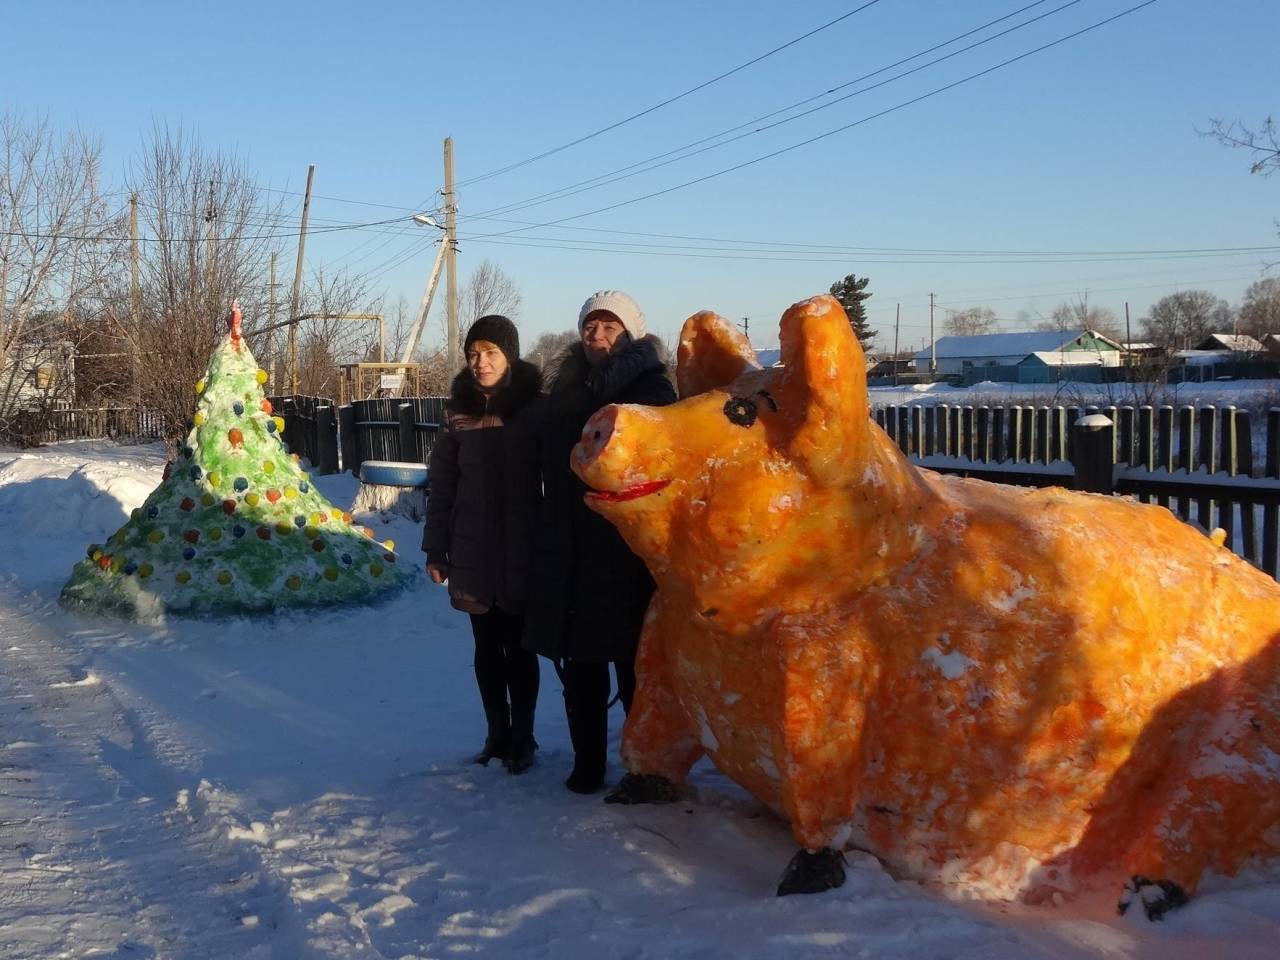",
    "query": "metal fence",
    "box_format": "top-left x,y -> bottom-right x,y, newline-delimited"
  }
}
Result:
338,397 -> 447,477
267,395 -> 339,475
